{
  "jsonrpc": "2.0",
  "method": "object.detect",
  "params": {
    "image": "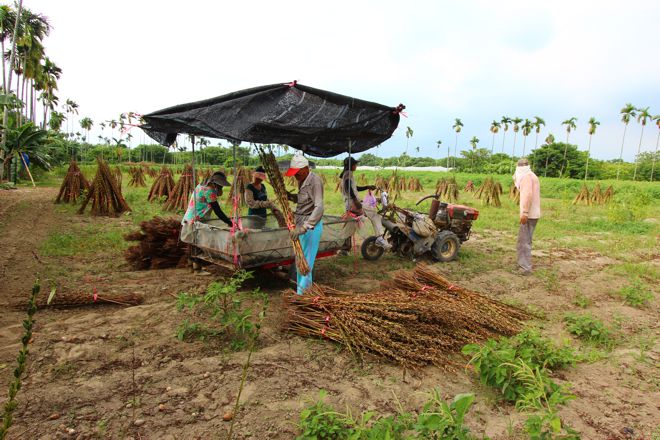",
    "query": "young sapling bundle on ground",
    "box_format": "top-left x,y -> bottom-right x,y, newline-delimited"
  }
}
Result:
77,159 -> 131,216
55,160 -> 89,204
163,164 -> 195,212
148,166 -> 175,202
